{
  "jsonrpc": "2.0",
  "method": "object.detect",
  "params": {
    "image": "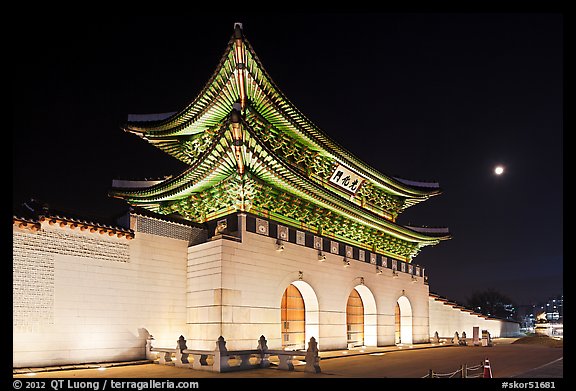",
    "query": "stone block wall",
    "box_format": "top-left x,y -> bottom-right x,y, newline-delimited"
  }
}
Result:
15,210 -> 518,368
428,297 -> 520,339
13,219 -> 189,368
186,214 -> 431,351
